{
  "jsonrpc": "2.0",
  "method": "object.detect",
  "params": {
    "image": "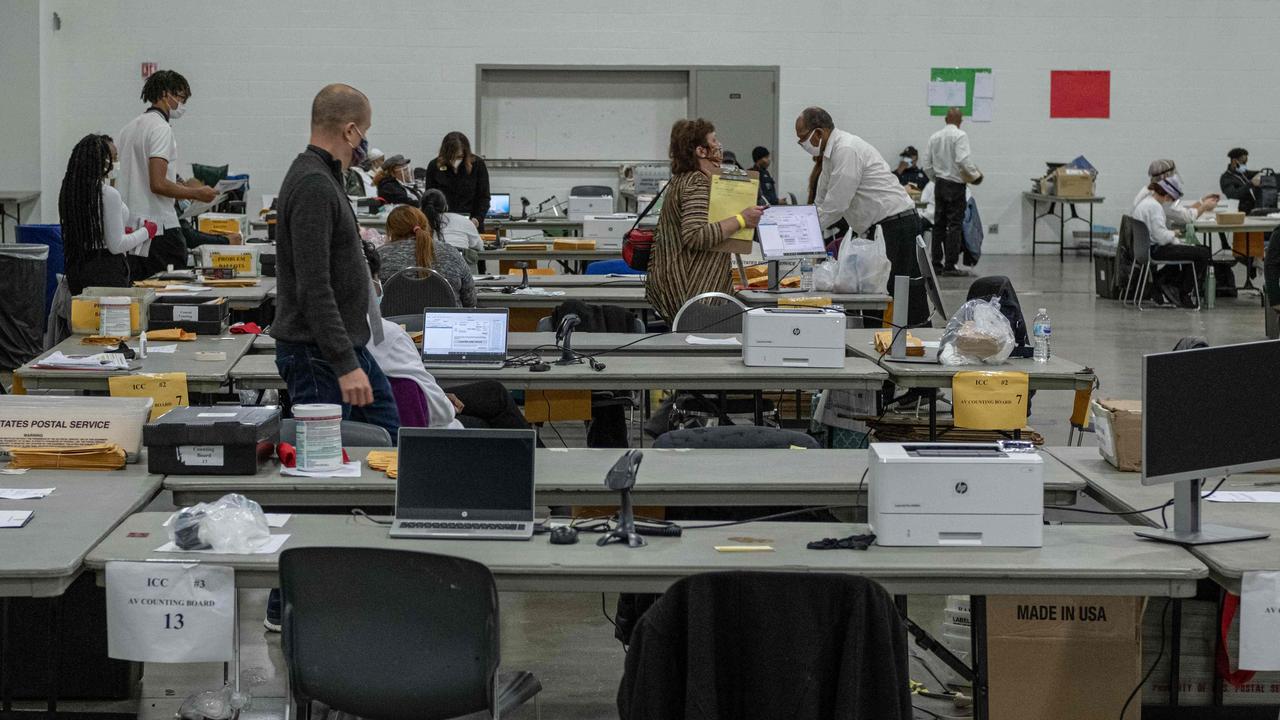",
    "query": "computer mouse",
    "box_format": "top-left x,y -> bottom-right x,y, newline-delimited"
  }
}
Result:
549,526 -> 579,545
530,362 -> 551,372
